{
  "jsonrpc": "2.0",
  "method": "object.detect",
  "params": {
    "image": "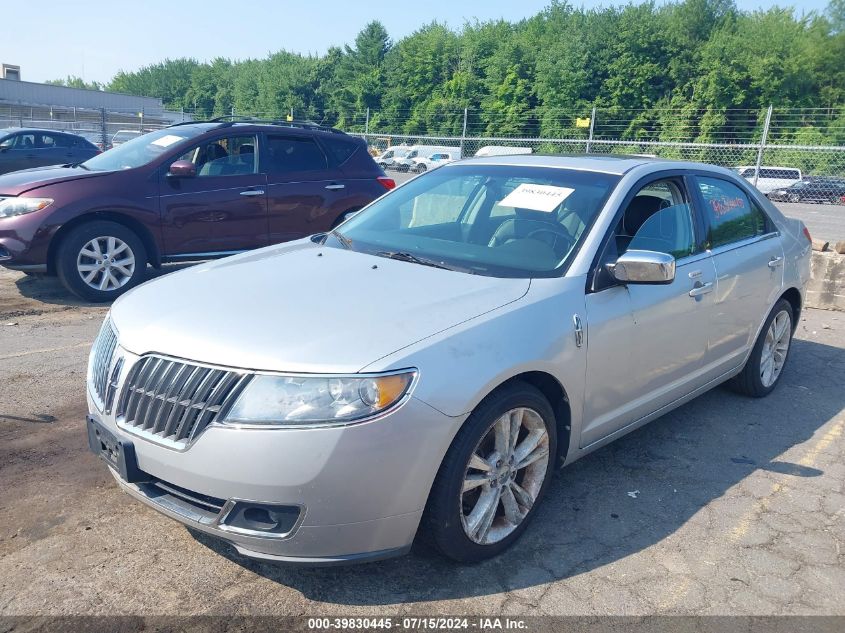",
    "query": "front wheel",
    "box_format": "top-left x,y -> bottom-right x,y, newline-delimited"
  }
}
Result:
56,220 -> 148,302
421,382 -> 557,562
729,299 -> 794,397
